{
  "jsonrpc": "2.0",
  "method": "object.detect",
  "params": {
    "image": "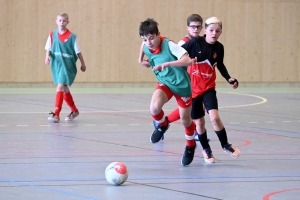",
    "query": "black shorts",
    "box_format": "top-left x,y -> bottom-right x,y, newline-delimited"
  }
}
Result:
191,89 -> 218,119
